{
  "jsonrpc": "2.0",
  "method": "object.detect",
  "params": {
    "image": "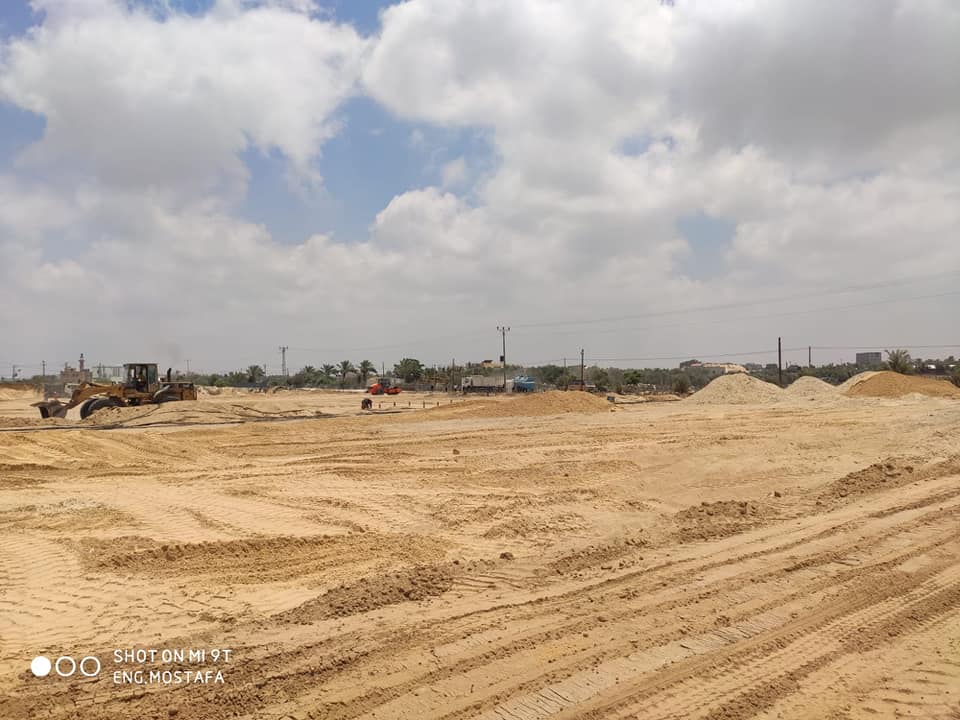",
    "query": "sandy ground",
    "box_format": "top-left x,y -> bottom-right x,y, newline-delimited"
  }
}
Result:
0,387 -> 958,719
